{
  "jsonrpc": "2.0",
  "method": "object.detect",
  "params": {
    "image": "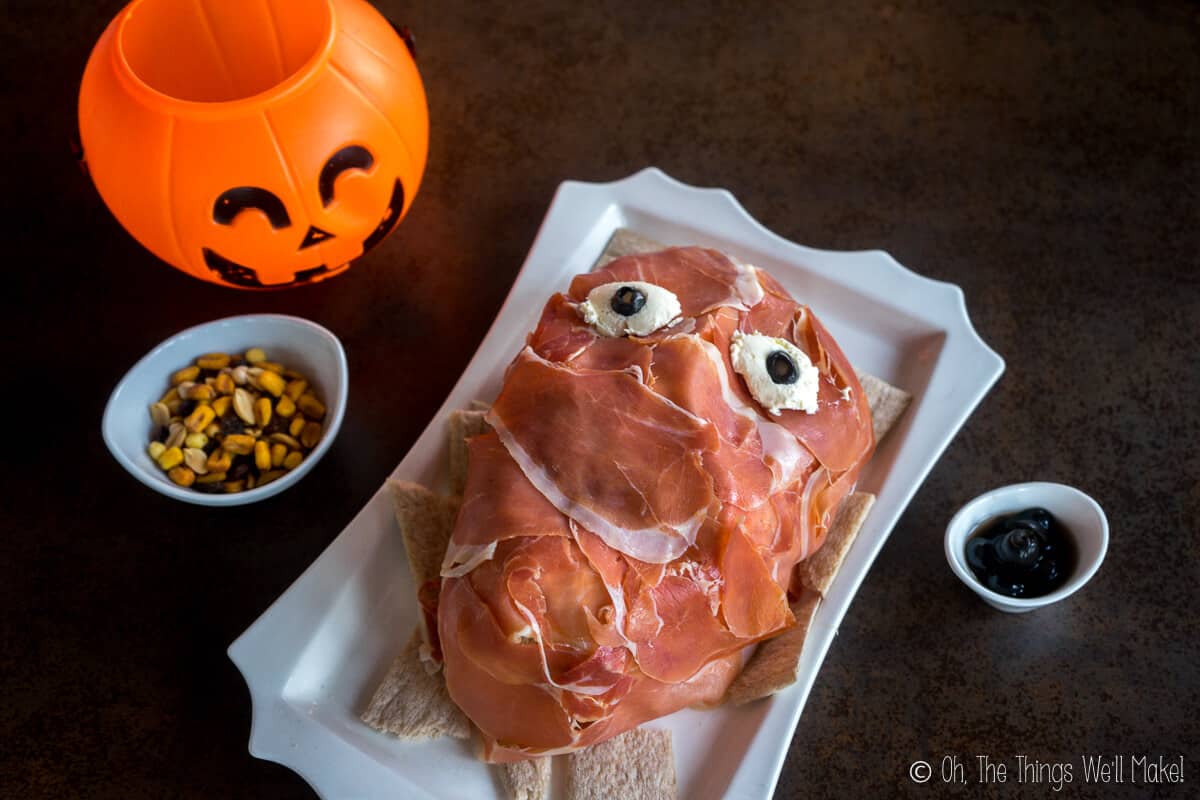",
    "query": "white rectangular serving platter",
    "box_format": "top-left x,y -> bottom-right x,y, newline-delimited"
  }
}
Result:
229,167 -> 1004,800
